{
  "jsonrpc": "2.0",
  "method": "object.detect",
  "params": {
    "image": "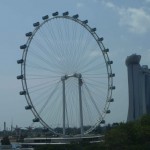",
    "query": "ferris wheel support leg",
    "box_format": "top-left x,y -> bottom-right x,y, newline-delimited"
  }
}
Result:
78,78 -> 84,136
62,80 -> 66,137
